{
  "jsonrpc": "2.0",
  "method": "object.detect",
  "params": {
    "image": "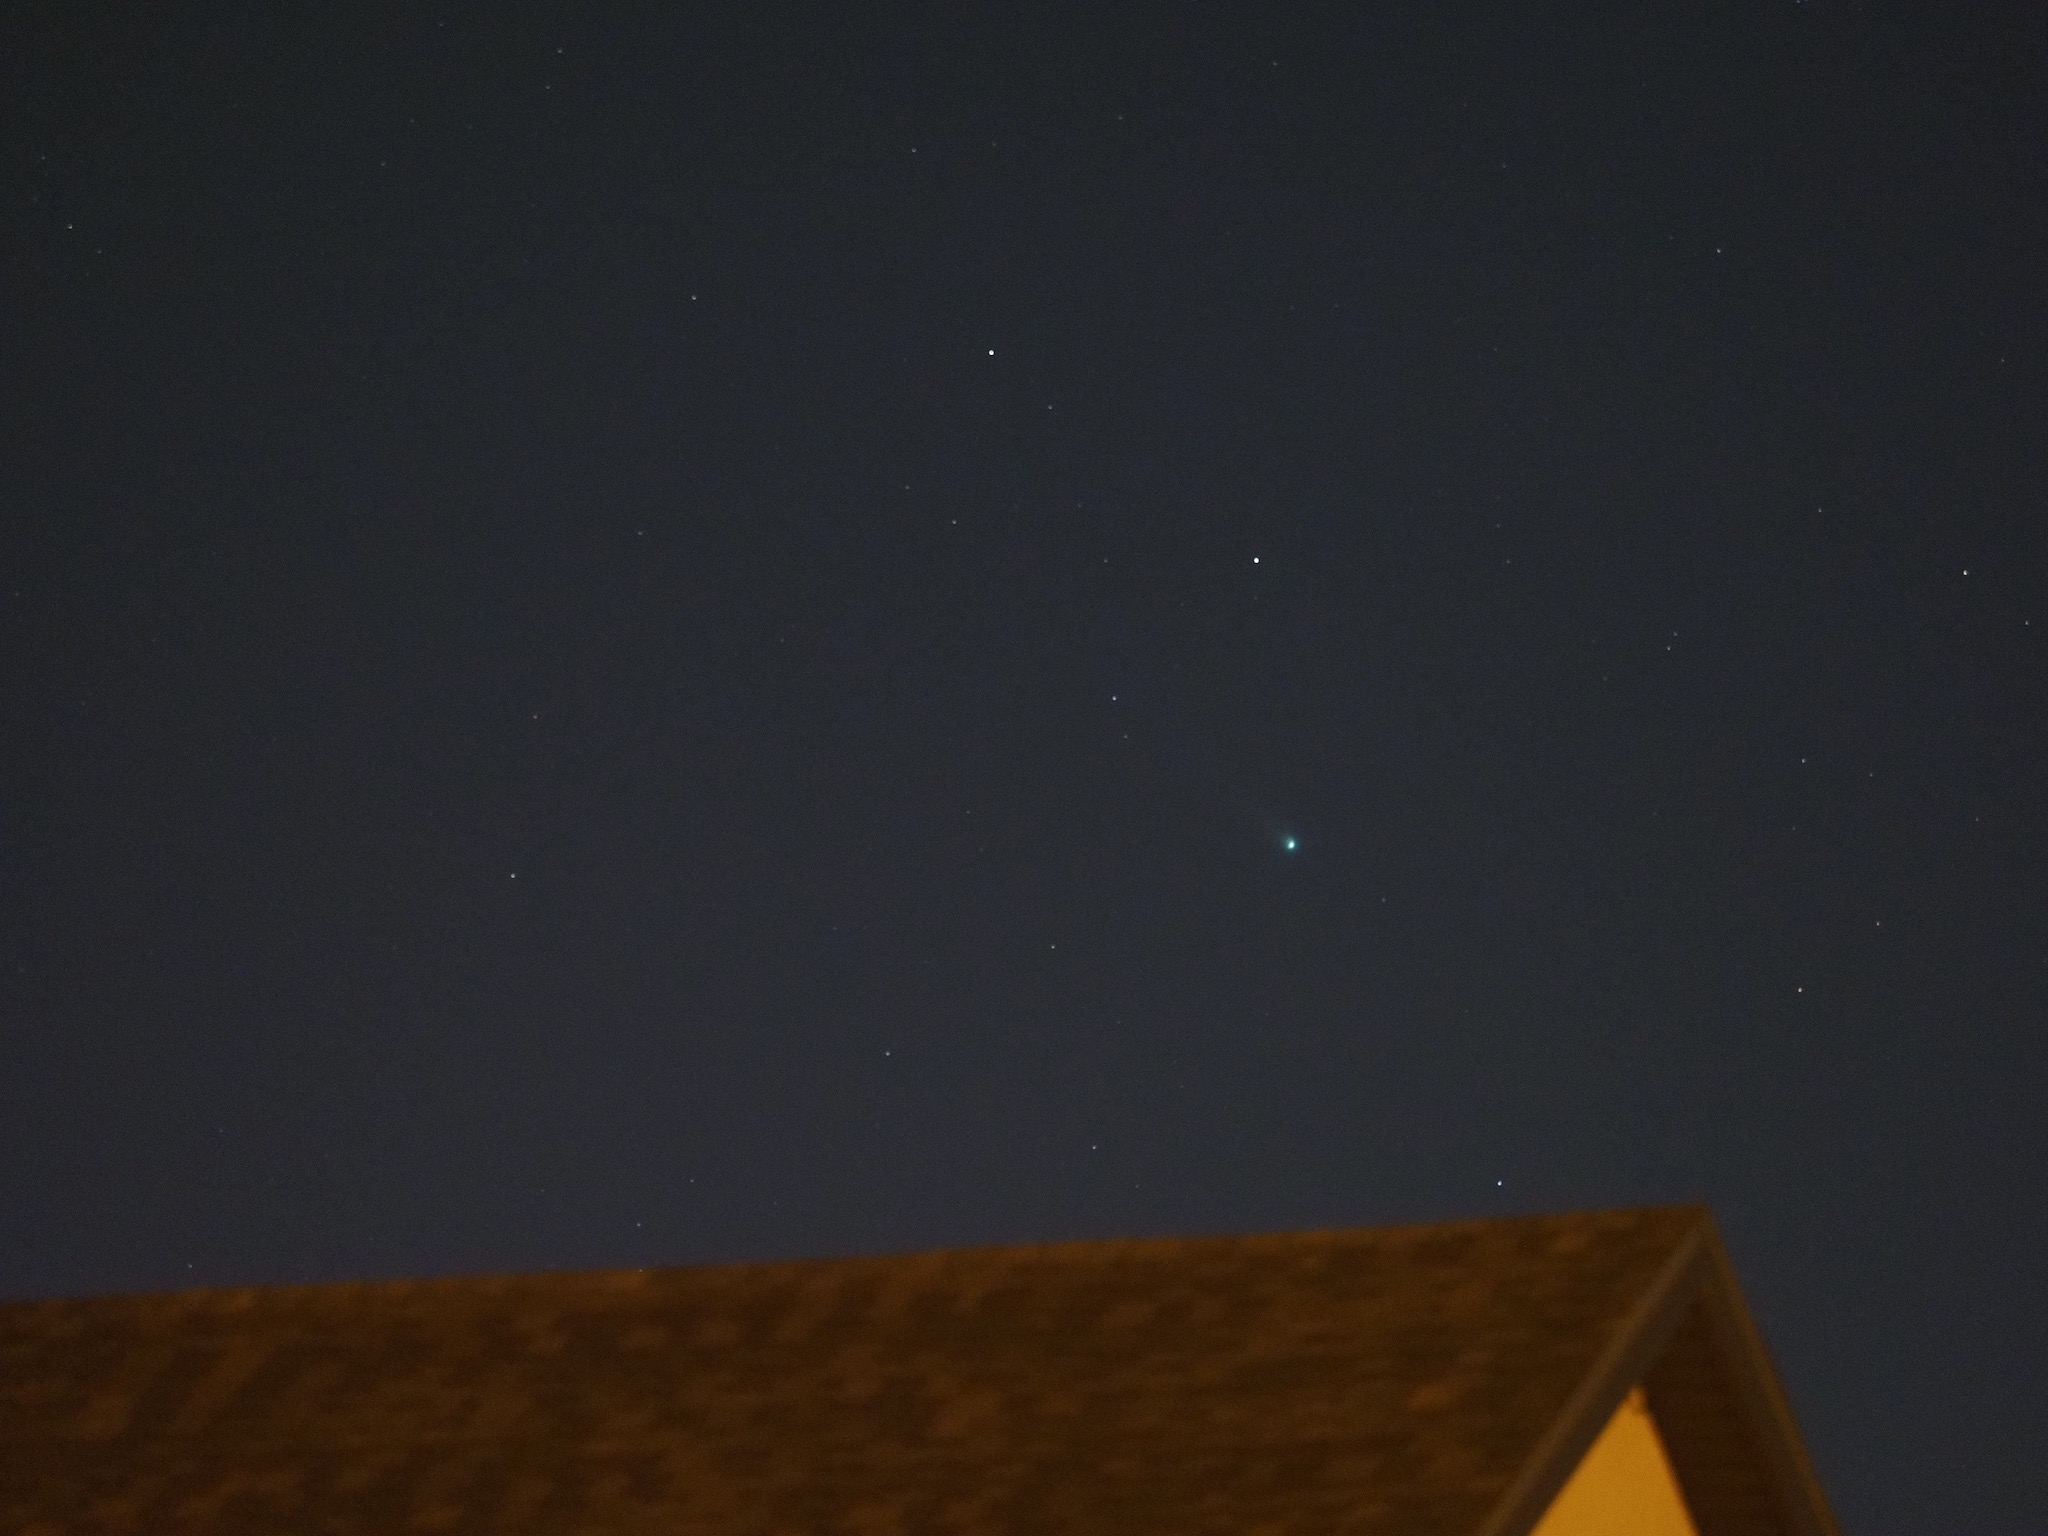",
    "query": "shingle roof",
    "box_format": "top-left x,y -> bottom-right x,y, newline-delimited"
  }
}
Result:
0,1206 -> 1835,1536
